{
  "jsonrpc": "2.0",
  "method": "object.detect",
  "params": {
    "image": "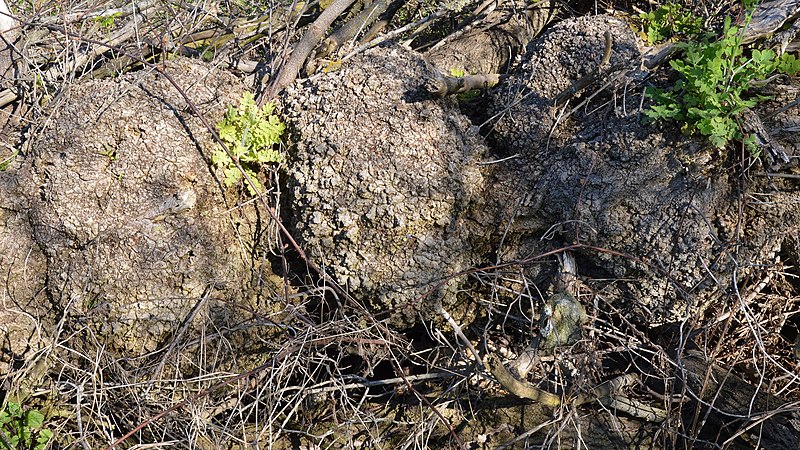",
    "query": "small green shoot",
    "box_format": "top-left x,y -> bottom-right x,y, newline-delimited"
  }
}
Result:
0,402 -> 53,450
201,48 -> 215,62
448,67 -> 466,78
93,12 -> 121,30
644,4 -> 800,153
0,150 -> 17,171
211,93 -> 285,196
100,143 -> 117,161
